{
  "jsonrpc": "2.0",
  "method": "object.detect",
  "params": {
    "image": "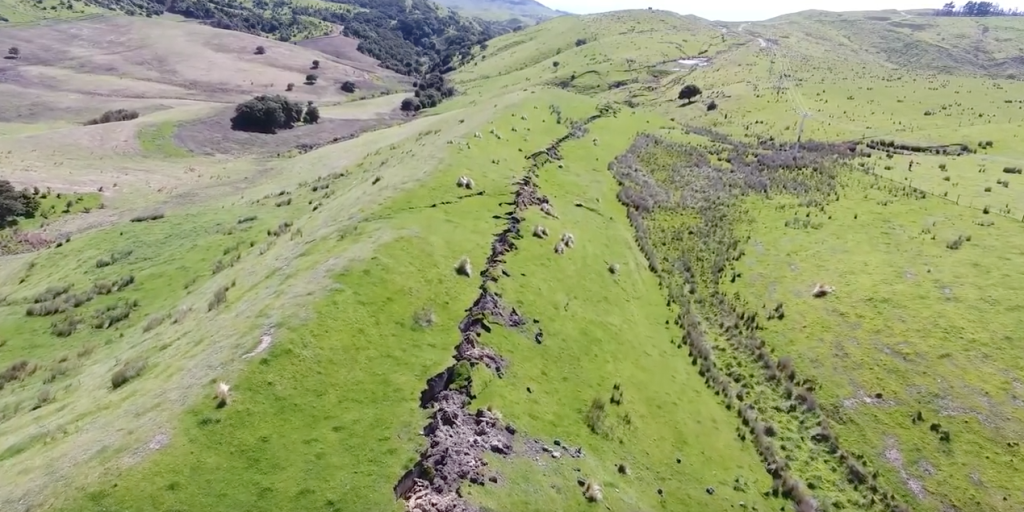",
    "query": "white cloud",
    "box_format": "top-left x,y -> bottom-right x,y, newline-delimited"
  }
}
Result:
541,0 -> 1023,22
